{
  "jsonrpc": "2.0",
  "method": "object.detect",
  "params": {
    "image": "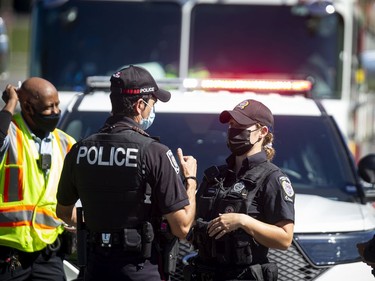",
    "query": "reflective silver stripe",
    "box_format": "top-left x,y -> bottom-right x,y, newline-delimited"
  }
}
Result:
35,213 -> 61,228
0,210 -> 31,224
7,123 -> 18,164
4,123 -> 21,202
54,131 -> 71,154
0,210 -> 61,228
61,139 -> 68,153
7,167 -> 20,201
